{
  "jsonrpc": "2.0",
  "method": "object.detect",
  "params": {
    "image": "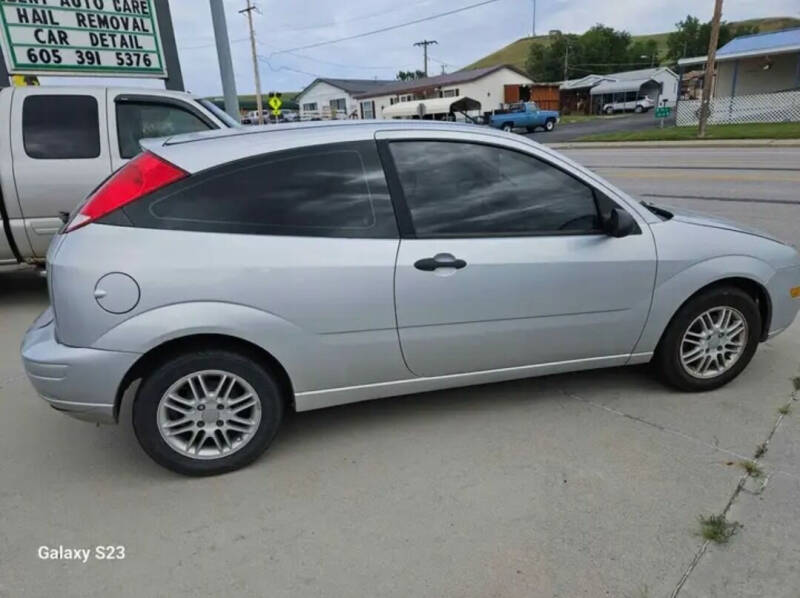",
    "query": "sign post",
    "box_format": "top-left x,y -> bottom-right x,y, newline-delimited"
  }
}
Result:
0,0 -> 180,86
655,105 -> 671,129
